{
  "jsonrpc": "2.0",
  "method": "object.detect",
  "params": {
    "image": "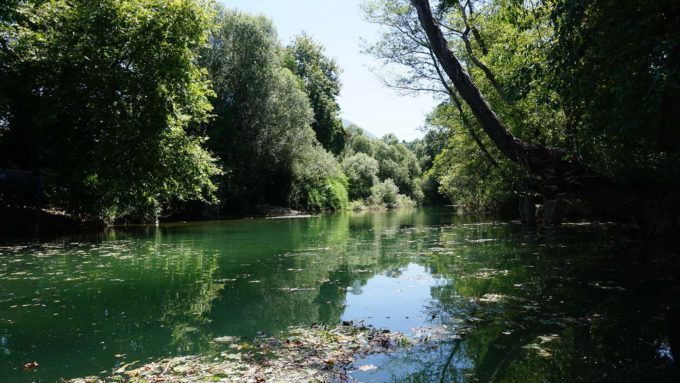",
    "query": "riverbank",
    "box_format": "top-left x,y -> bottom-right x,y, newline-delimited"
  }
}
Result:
0,204 -> 313,238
